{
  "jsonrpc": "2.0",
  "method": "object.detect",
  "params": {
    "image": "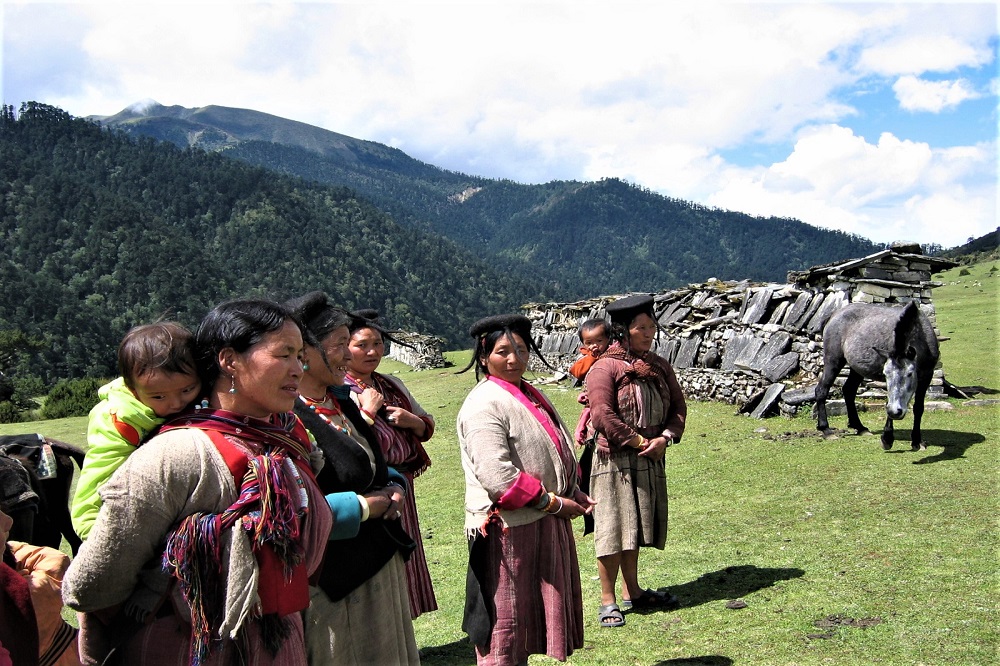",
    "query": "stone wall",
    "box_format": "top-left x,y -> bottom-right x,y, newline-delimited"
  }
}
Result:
524,242 -> 957,415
